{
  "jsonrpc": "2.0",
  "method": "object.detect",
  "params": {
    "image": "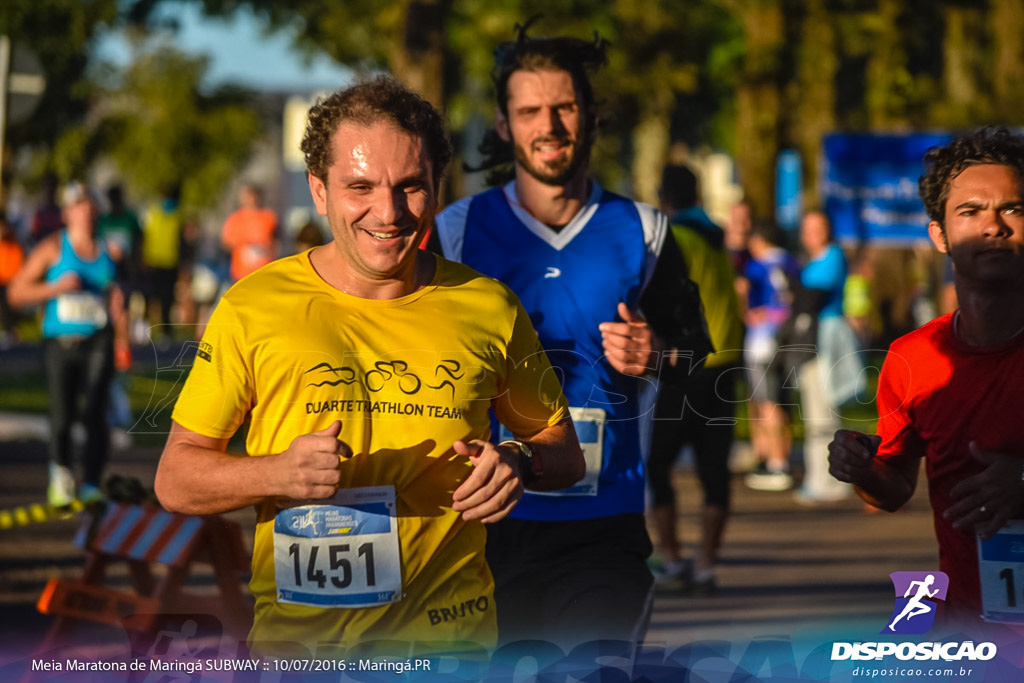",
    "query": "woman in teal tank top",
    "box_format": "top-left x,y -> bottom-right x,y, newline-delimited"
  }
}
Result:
7,182 -> 118,506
